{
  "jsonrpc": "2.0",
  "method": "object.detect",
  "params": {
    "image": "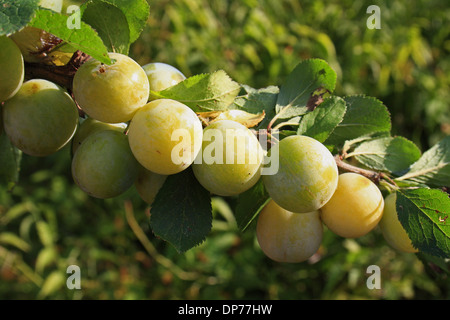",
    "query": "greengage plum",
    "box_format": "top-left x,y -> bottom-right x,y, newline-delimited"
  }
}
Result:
2,79 -> 78,157
379,193 -> 418,253
192,120 -> 263,196
142,62 -> 186,98
262,135 -> 338,213
256,200 -> 323,263
0,36 -> 24,102
320,172 -> 384,238
127,99 -> 203,175
10,27 -> 62,64
73,53 -> 150,123
72,130 -> 140,199
39,0 -> 63,12
135,167 -> 167,205
71,117 -> 127,155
